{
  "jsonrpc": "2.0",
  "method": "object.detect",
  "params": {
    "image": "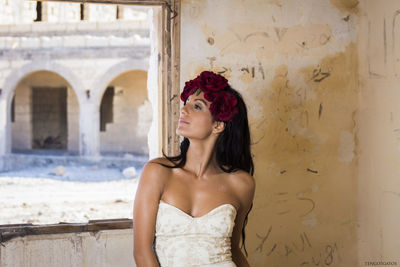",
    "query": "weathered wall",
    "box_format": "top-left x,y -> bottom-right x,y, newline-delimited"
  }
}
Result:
181,0 -> 358,266
0,229 -> 135,267
100,70 -> 152,154
0,0 -> 36,24
357,0 -> 400,264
